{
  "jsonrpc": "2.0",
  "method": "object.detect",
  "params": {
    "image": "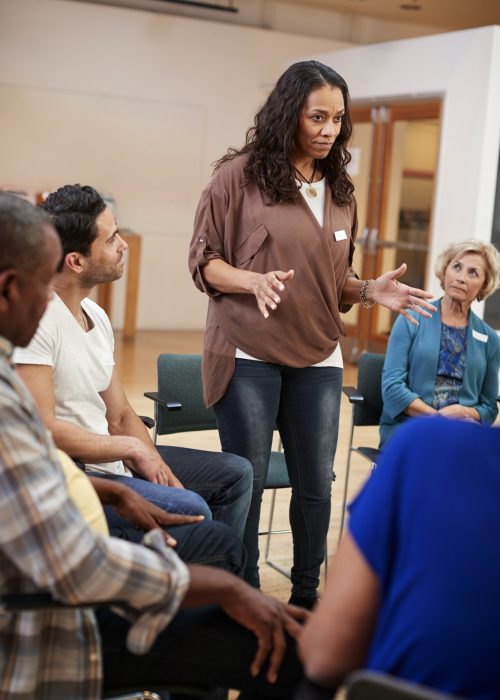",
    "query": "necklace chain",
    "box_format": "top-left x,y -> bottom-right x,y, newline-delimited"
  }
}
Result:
294,161 -> 317,186
294,161 -> 318,198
